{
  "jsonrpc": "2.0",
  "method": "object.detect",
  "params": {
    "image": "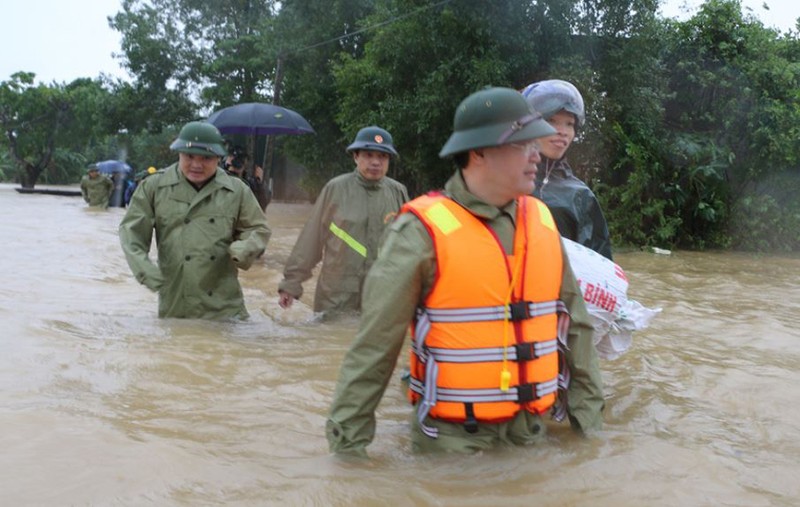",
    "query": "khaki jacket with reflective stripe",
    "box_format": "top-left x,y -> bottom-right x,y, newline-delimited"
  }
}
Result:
279,169 -> 408,313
